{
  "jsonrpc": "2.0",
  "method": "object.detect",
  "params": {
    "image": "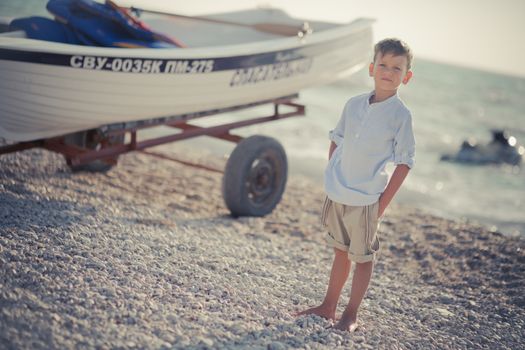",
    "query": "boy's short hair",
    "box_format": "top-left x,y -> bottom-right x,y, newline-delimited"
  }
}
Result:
373,38 -> 413,70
